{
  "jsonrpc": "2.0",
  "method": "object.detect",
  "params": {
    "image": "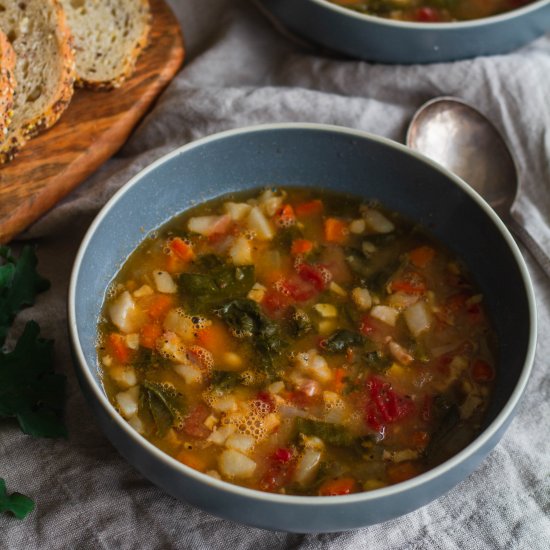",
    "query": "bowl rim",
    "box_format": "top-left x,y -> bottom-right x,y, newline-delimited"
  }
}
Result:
68,122 -> 537,507
307,0 -> 549,29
